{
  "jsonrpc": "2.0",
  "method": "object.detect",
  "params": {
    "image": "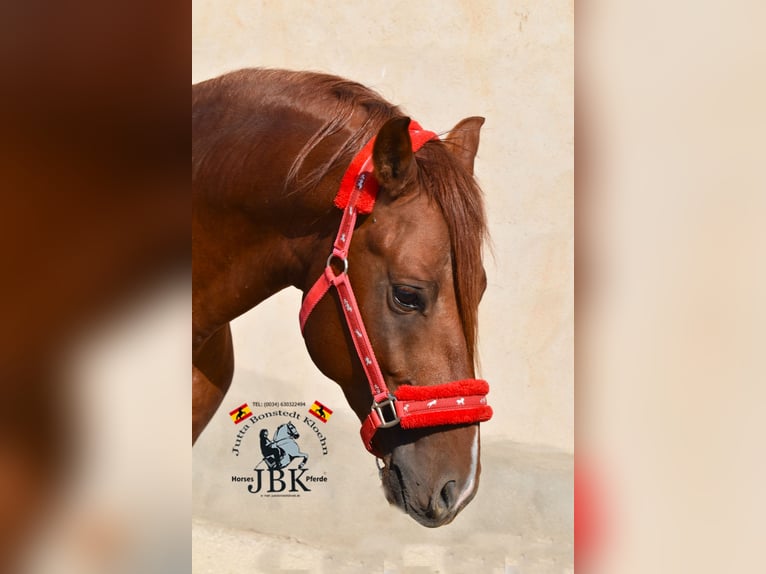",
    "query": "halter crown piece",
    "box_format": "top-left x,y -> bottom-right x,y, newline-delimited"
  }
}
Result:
299,120 -> 493,456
